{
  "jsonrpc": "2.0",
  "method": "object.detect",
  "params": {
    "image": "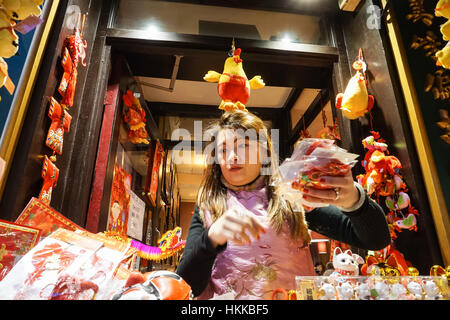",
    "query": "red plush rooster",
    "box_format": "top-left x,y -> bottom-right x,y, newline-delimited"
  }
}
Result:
204,47 -> 265,112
